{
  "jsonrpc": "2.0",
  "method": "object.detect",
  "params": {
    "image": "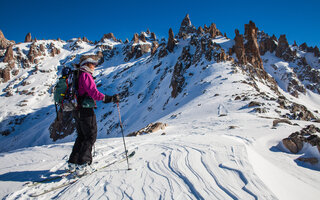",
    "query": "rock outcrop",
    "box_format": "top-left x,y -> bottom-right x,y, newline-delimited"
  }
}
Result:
151,41 -> 159,55
3,45 -> 14,64
259,33 -> 277,55
0,67 -> 11,82
167,28 -> 176,52
207,23 -> 221,38
25,33 -> 32,43
232,29 -> 247,65
28,43 -> 42,63
230,21 -> 280,95
275,35 -> 296,61
244,21 -> 263,70
178,14 -> 196,39
0,30 -> 13,49
170,46 -> 192,98
82,36 -> 90,43
127,122 -> 167,136
281,125 -> 320,166
151,32 -> 157,40
132,33 -> 139,44
101,33 -> 117,42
